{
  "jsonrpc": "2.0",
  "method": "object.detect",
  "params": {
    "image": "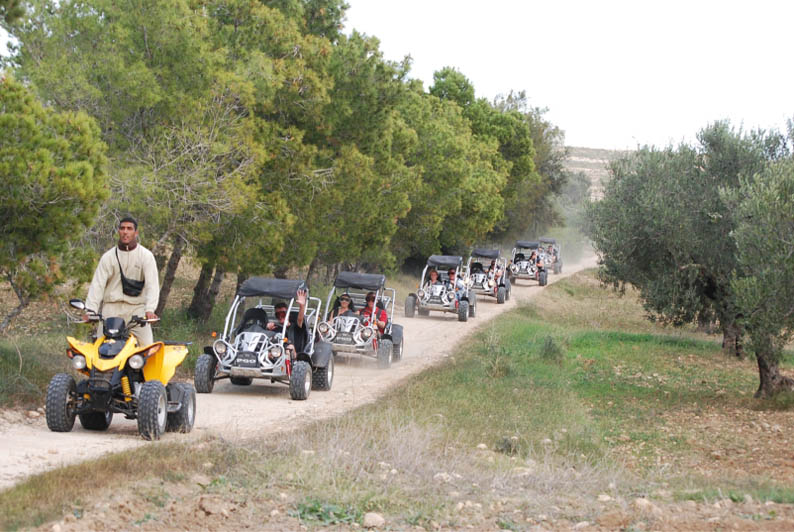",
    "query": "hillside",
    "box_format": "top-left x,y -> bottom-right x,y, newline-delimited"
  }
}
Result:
565,146 -> 630,199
